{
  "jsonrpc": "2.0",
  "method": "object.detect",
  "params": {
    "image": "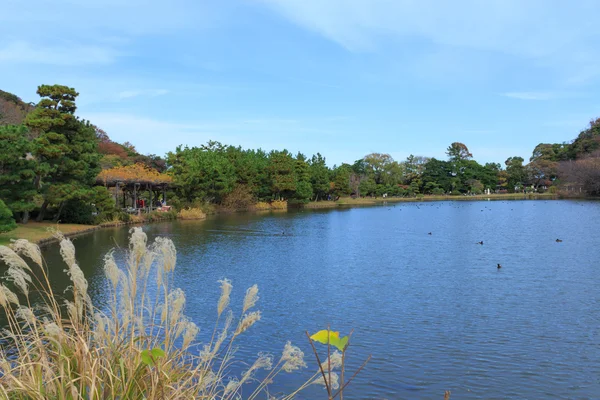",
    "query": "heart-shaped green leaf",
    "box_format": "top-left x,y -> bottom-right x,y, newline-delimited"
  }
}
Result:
310,329 -> 349,351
